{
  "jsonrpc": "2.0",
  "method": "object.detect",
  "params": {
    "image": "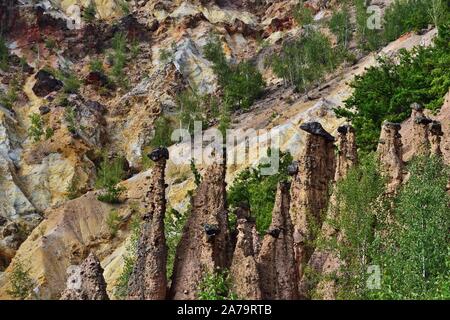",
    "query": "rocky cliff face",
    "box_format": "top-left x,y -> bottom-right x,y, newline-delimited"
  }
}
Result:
0,0 -> 445,300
